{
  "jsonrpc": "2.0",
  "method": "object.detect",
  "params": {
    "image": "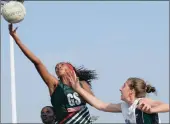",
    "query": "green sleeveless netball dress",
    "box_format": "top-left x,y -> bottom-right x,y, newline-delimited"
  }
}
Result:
51,81 -> 92,124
